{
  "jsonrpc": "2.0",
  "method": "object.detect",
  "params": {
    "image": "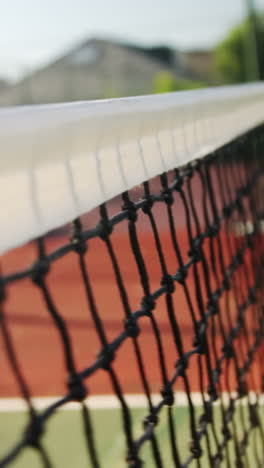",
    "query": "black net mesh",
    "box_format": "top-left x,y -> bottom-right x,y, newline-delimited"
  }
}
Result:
0,125 -> 264,467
